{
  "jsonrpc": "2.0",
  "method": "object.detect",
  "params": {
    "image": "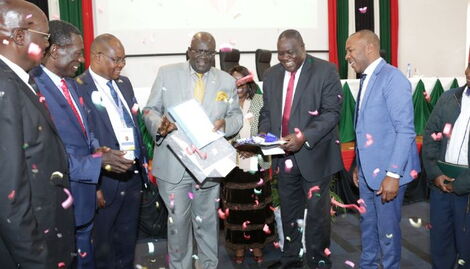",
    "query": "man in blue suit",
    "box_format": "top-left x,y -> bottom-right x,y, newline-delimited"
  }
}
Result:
76,34 -> 148,269
346,30 -> 420,269
30,21 -> 134,268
